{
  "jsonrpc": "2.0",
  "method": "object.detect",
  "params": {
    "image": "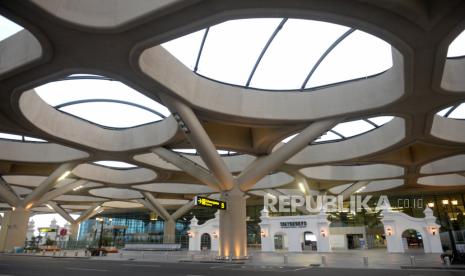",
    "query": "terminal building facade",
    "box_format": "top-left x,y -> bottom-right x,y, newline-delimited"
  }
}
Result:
0,0 -> 465,260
